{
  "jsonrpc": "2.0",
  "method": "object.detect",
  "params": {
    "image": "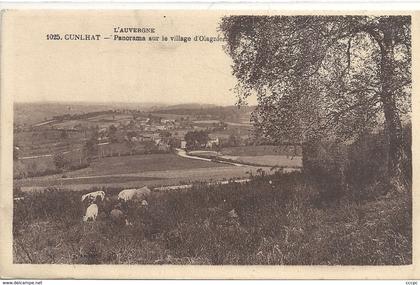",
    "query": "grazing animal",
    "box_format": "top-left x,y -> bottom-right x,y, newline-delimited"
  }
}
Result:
81,190 -> 105,204
118,187 -> 151,202
83,204 -> 98,222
